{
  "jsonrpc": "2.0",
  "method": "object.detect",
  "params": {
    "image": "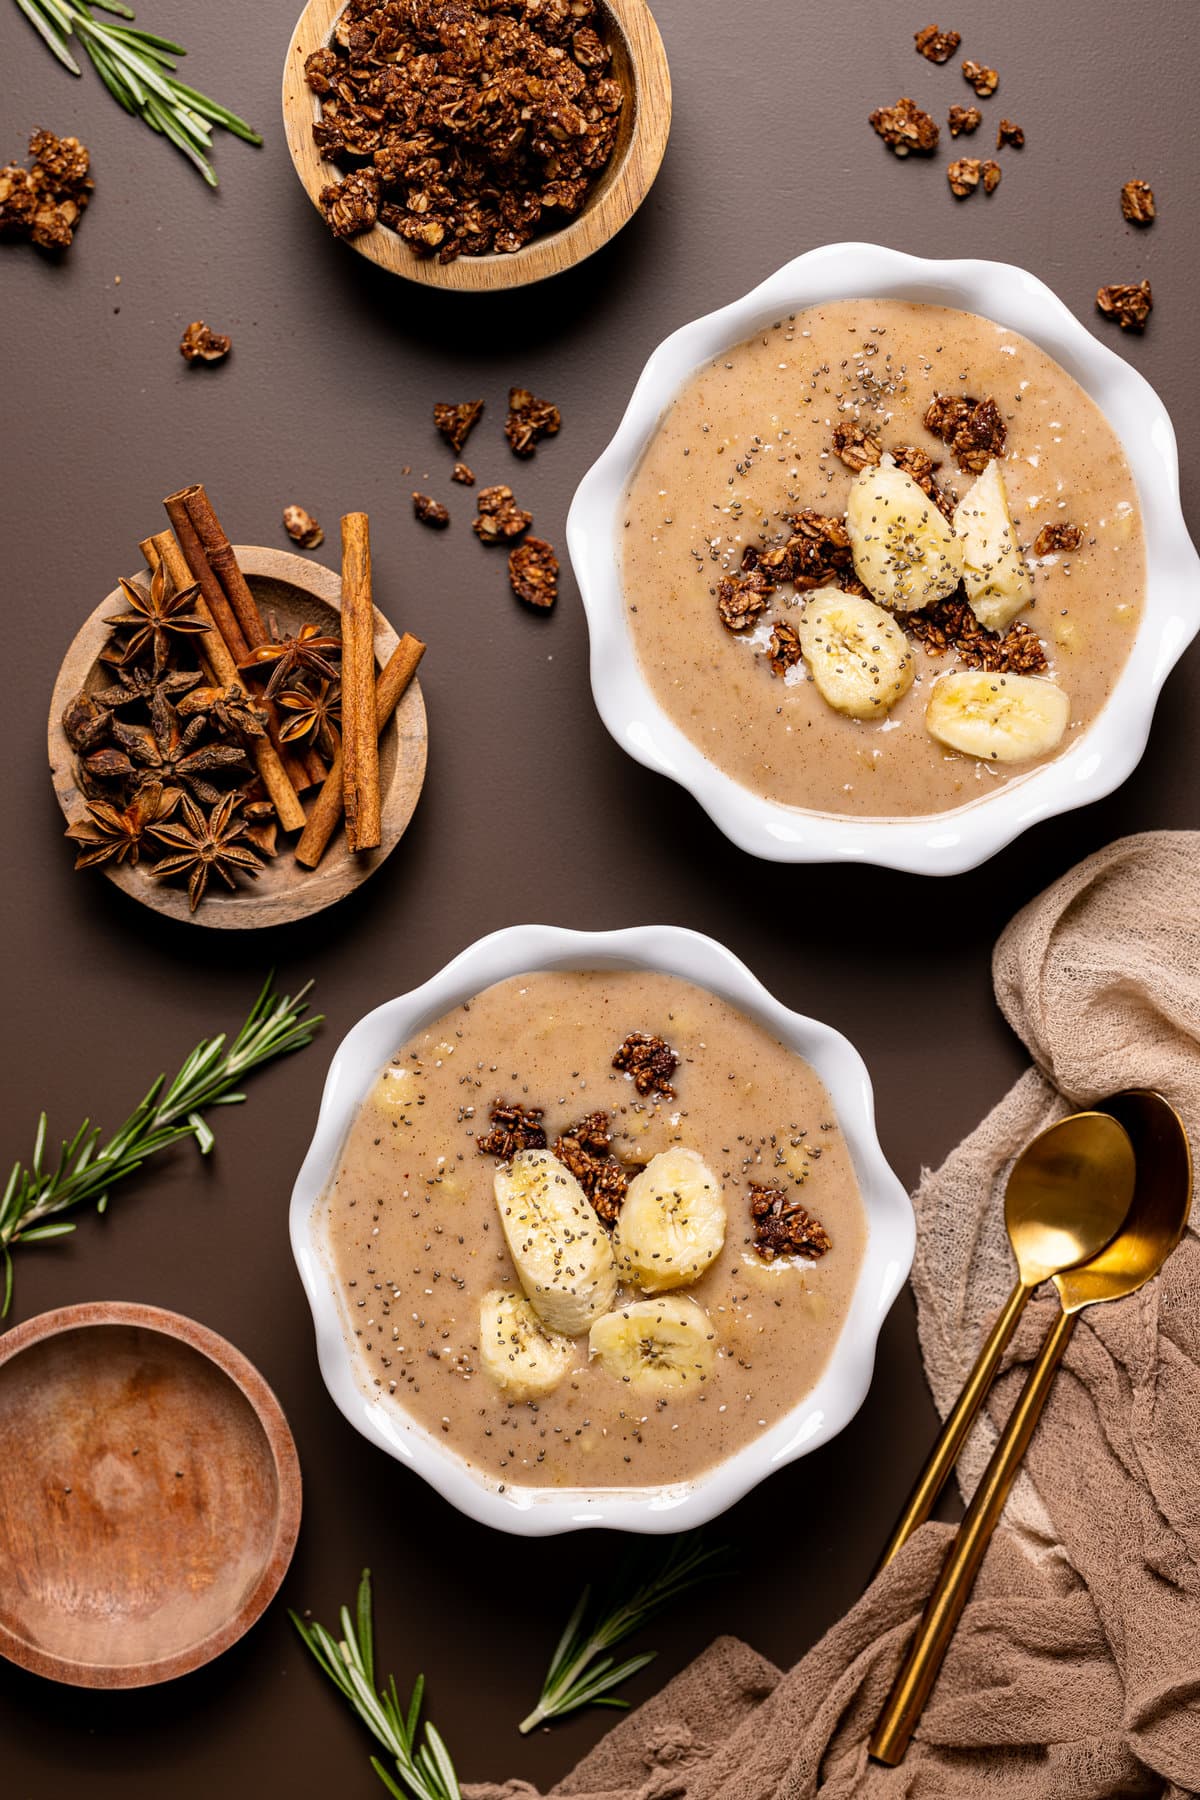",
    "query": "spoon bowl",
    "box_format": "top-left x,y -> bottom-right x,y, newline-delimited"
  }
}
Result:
1060,1089 -> 1192,1310
1007,1111 -> 1136,1287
